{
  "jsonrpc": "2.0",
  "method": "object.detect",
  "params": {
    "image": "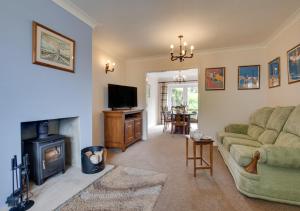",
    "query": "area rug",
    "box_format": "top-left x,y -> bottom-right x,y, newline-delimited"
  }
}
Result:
55,166 -> 167,211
